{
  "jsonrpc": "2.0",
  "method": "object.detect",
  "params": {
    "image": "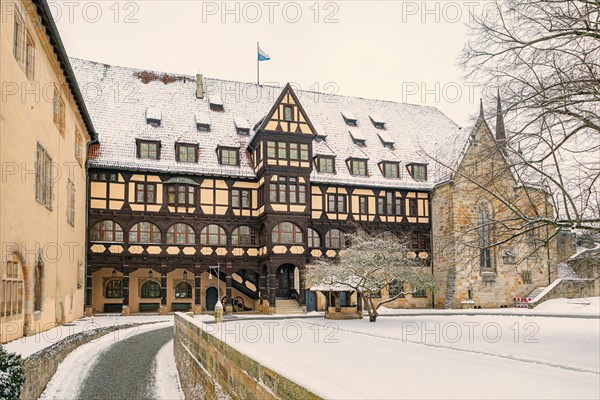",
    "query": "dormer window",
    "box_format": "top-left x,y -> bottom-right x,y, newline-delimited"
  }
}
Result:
349,130 -> 366,146
380,161 -> 400,178
408,163 -> 427,181
209,95 -> 224,112
217,147 -> 239,166
137,140 -> 160,160
314,123 -> 327,142
348,159 -> 367,176
370,113 -> 386,129
377,132 -> 394,148
145,107 -> 161,127
195,113 -> 211,132
234,116 -> 250,135
176,143 -> 198,163
341,110 -> 357,126
315,156 -> 335,173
